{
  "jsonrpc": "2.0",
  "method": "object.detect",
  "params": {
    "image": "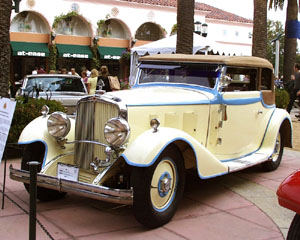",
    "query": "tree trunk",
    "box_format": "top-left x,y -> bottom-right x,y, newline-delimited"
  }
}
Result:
252,0 -> 268,58
0,0 -> 12,98
283,0 -> 298,83
176,0 -> 195,54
